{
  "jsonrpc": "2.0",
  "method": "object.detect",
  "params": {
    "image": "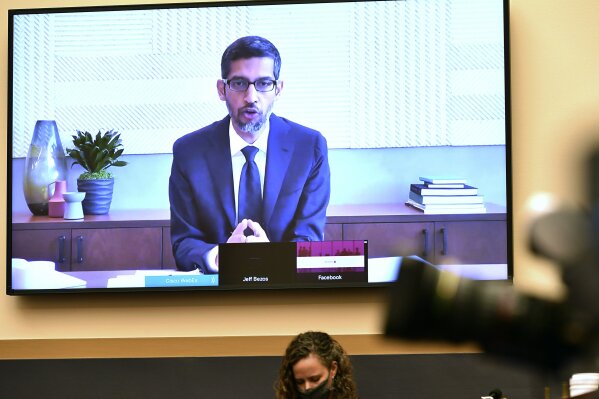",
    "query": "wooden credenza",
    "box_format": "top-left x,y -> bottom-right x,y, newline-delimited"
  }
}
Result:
11,203 -> 508,271
327,203 -> 508,265
11,210 -> 171,271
